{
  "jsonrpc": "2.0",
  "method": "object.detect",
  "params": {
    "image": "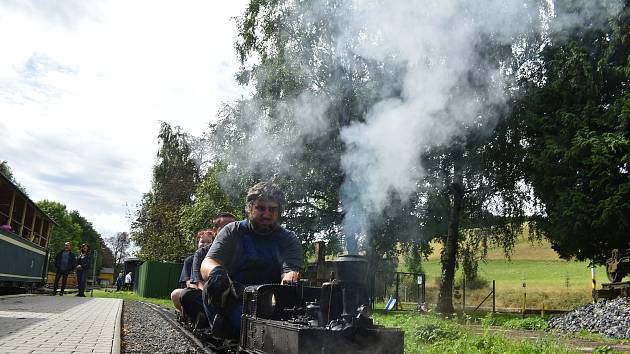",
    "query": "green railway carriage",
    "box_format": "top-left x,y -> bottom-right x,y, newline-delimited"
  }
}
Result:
0,173 -> 55,288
